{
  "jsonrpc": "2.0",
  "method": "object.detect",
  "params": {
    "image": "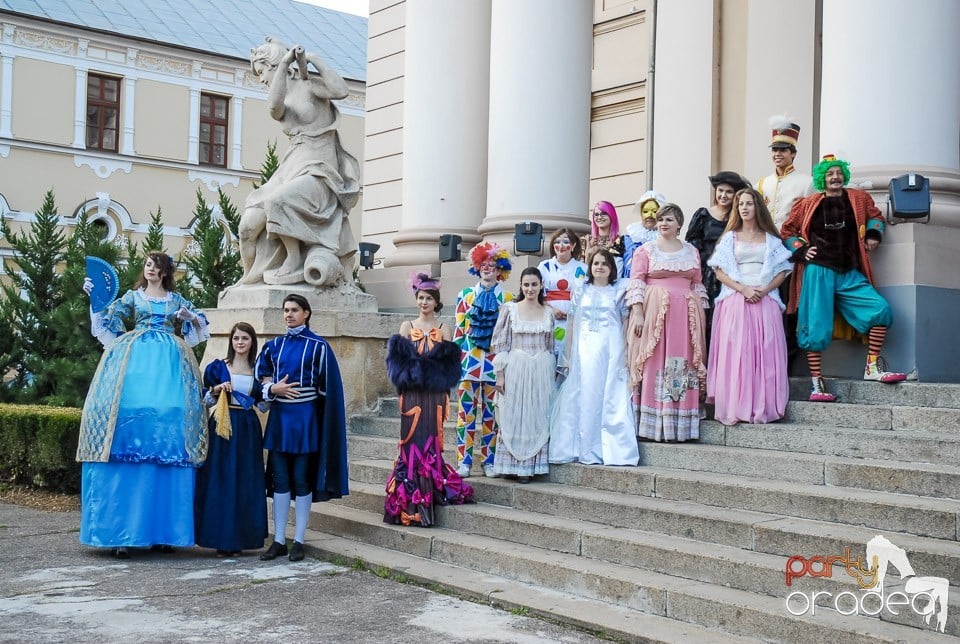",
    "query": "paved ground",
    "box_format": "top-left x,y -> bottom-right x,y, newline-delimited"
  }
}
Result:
0,503 -> 605,644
